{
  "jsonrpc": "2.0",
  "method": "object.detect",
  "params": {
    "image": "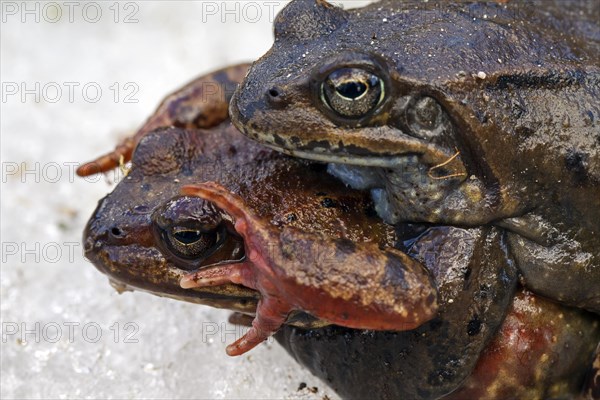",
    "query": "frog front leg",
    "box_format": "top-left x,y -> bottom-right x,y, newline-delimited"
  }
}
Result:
180,261 -> 290,356
77,63 -> 250,176
179,182 -> 438,356
498,214 -> 600,314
